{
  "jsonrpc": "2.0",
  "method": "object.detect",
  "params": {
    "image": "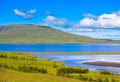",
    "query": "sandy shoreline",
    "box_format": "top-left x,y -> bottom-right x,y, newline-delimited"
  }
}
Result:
82,61 -> 120,67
